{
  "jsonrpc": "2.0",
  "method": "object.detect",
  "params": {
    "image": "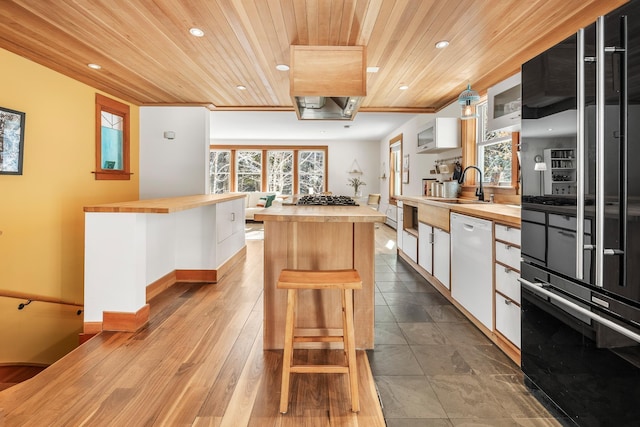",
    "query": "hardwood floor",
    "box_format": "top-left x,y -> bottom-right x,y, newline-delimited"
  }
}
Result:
0,236 -> 385,426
